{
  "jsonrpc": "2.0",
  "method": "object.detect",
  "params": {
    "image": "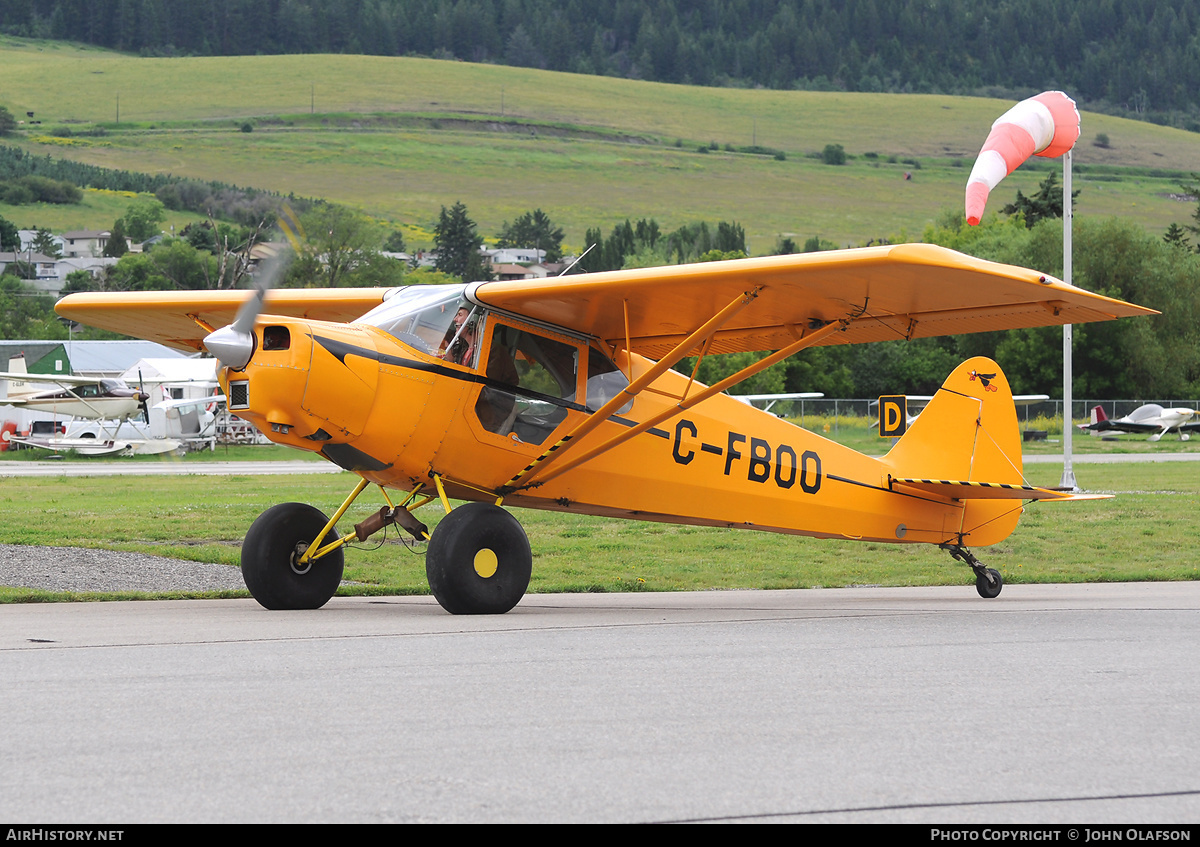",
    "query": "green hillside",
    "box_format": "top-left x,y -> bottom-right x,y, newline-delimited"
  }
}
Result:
2,38 -> 1198,252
